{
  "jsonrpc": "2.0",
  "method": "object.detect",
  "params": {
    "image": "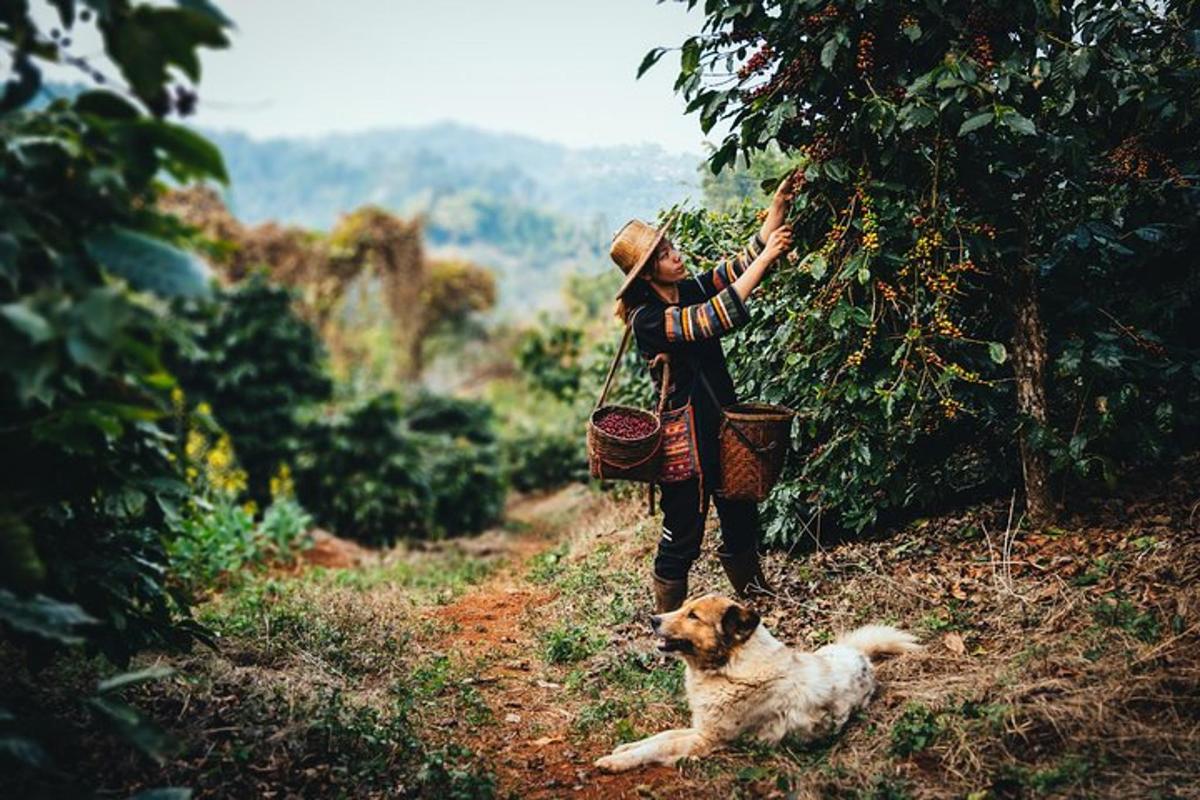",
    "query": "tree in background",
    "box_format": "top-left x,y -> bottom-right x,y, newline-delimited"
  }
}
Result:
161,187 -> 497,387
643,0 -> 1198,533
